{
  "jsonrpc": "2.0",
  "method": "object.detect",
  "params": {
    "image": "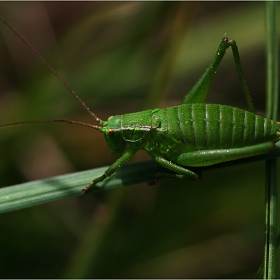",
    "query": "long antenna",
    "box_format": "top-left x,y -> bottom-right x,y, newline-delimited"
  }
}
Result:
0,16 -> 102,124
0,119 -> 100,130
